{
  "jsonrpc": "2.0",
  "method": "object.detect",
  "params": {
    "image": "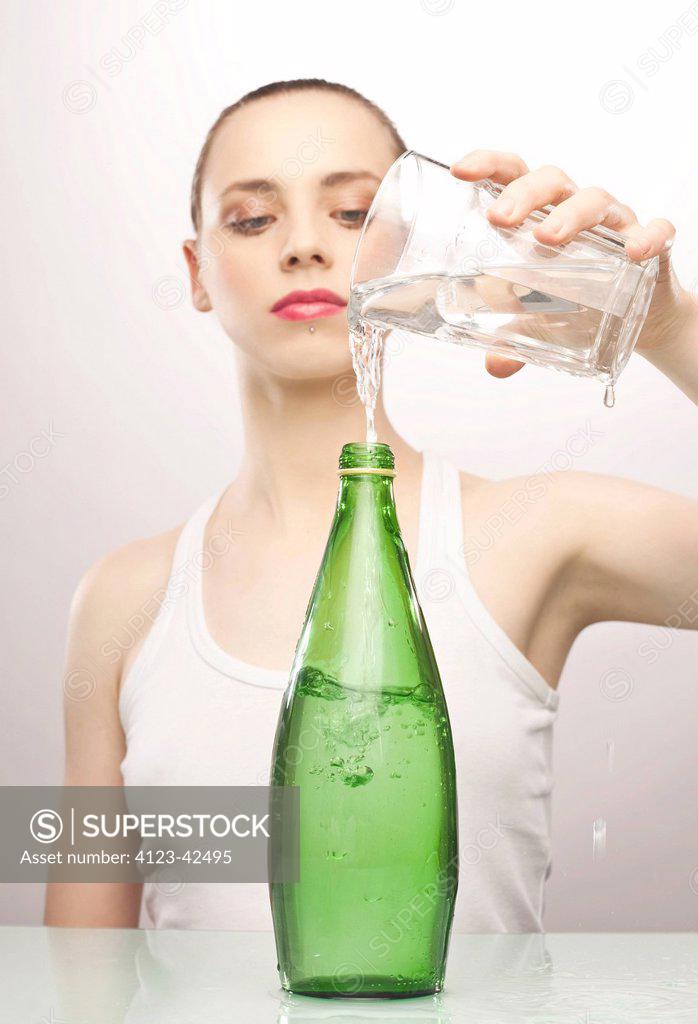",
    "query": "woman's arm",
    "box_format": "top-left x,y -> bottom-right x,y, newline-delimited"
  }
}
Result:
44,552 -> 145,928
557,471 -> 698,632
447,151 -> 698,633
640,300 -> 698,405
